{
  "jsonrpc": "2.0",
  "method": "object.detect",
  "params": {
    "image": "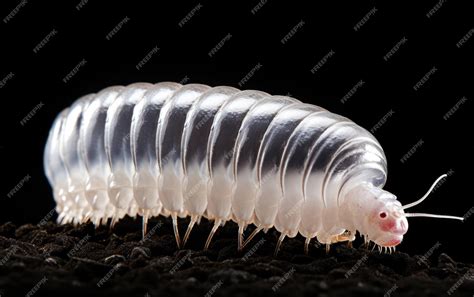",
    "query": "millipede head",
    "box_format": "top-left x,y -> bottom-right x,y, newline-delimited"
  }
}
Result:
361,173 -> 464,248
